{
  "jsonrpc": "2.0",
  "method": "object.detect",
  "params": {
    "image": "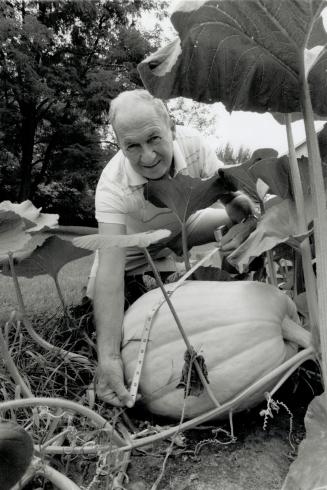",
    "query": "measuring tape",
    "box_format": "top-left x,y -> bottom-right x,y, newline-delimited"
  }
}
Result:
129,246 -> 220,403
